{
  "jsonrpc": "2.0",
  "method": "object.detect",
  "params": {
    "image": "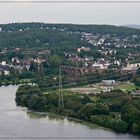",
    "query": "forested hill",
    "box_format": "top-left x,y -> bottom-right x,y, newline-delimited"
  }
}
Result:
0,22 -> 140,34
0,22 -> 140,50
